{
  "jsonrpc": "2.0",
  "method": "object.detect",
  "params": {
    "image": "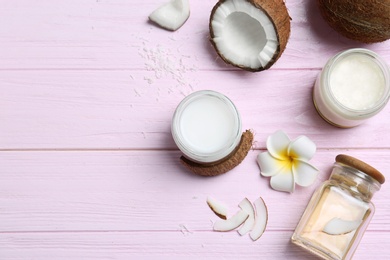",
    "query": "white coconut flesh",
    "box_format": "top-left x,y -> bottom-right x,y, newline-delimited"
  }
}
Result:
213,209 -> 249,232
237,198 -> 256,236
149,0 -> 190,31
322,217 -> 362,235
207,196 -> 228,219
211,0 -> 278,70
250,197 -> 268,241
